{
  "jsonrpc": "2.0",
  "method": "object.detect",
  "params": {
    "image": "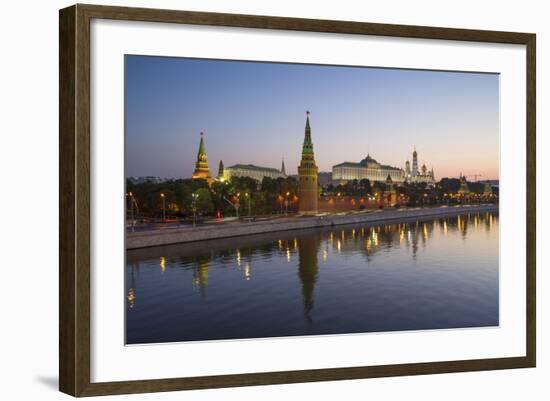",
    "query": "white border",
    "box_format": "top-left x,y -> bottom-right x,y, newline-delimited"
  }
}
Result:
90,19 -> 526,383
